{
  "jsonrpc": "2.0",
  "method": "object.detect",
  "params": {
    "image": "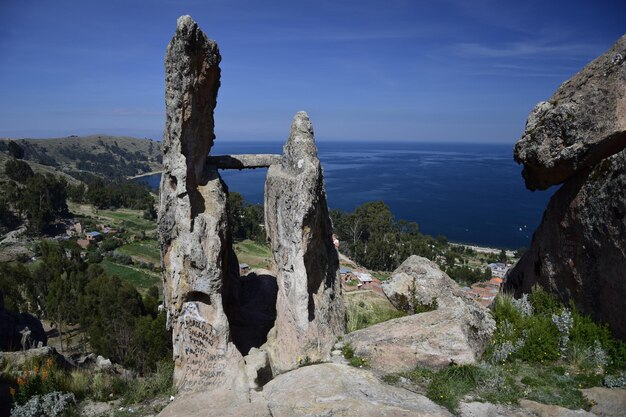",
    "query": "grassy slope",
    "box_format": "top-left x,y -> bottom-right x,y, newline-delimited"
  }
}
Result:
100,259 -> 160,292
234,240 -> 274,270
0,135 -> 162,181
0,151 -> 82,185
